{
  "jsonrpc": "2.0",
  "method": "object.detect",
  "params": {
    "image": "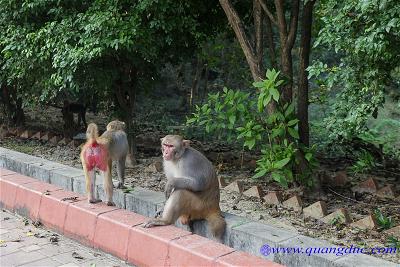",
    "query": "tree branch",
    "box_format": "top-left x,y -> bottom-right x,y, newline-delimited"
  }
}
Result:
265,15 -> 277,69
258,0 -> 277,26
286,0 -> 300,50
274,0 -> 288,45
219,0 -> 262,80
254,0 -> 264,75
